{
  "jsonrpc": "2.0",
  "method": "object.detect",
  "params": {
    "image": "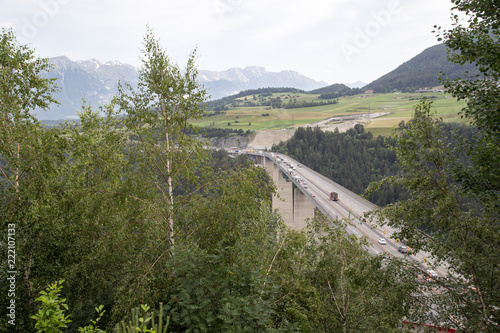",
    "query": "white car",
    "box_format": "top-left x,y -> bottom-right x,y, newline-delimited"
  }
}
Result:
377,238 -> 387,245
427,270 -> 438,279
